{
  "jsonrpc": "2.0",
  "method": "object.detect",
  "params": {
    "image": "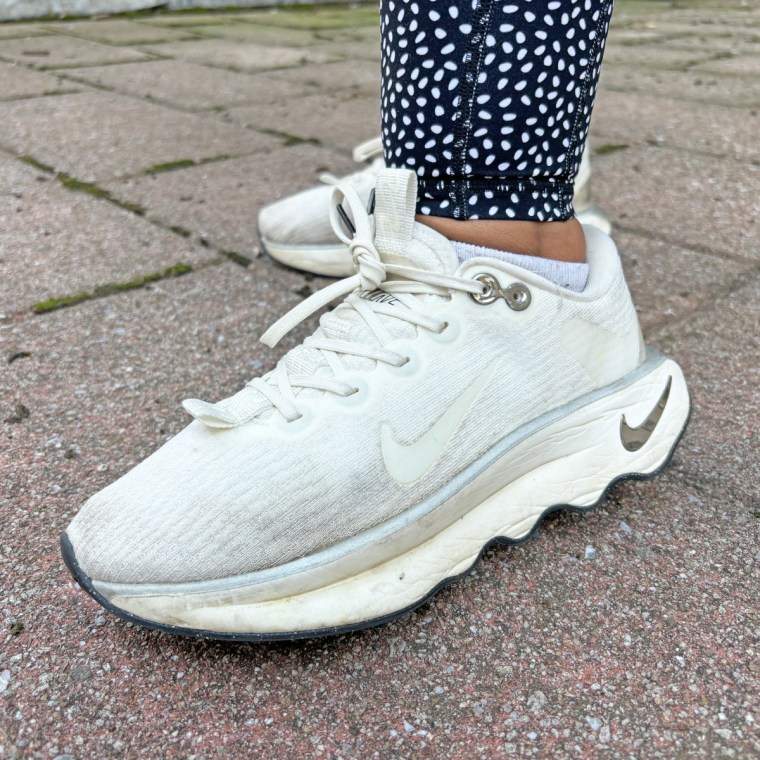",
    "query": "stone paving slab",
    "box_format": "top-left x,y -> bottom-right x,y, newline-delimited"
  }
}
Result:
61,59 -> 316,111
225,92 -> 381,150
592,89 -> 760,163
240,6 -> 379,30
0,90 -> 281,182
631,20 -> 760,39
0,22 -> 49,39
266,59 -> 382,99
600,63 -> 760,107
665,34 -> 760,57
692,54 -> 760,77
652,272 -> 760,510
141,38 -> 340,72
601,42 -> 719,71
38,18 -> 197,45
593,144 -> 760,262
0,155 -> 215,315
311,35 -> 381,62
603,28 -> 686,45
613,230 -> 754,333
134,11 -> 273,27
0,34 -> 151,69
184,21 -> 319,46
0,60 -> 76,100
105,145 -> 357,257
2,263 -> 757,758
